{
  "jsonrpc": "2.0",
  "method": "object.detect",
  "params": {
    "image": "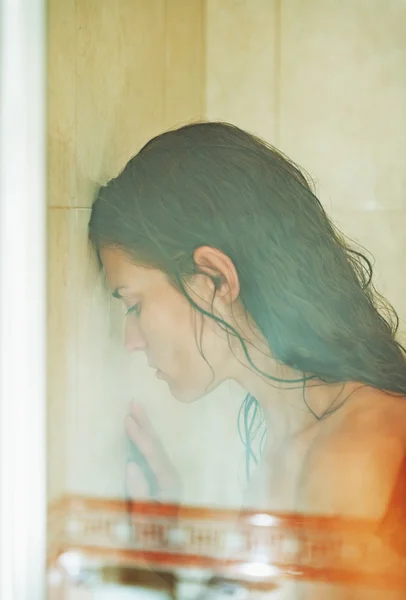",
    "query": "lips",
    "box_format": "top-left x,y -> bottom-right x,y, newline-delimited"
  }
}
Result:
148,362 -> 167,380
